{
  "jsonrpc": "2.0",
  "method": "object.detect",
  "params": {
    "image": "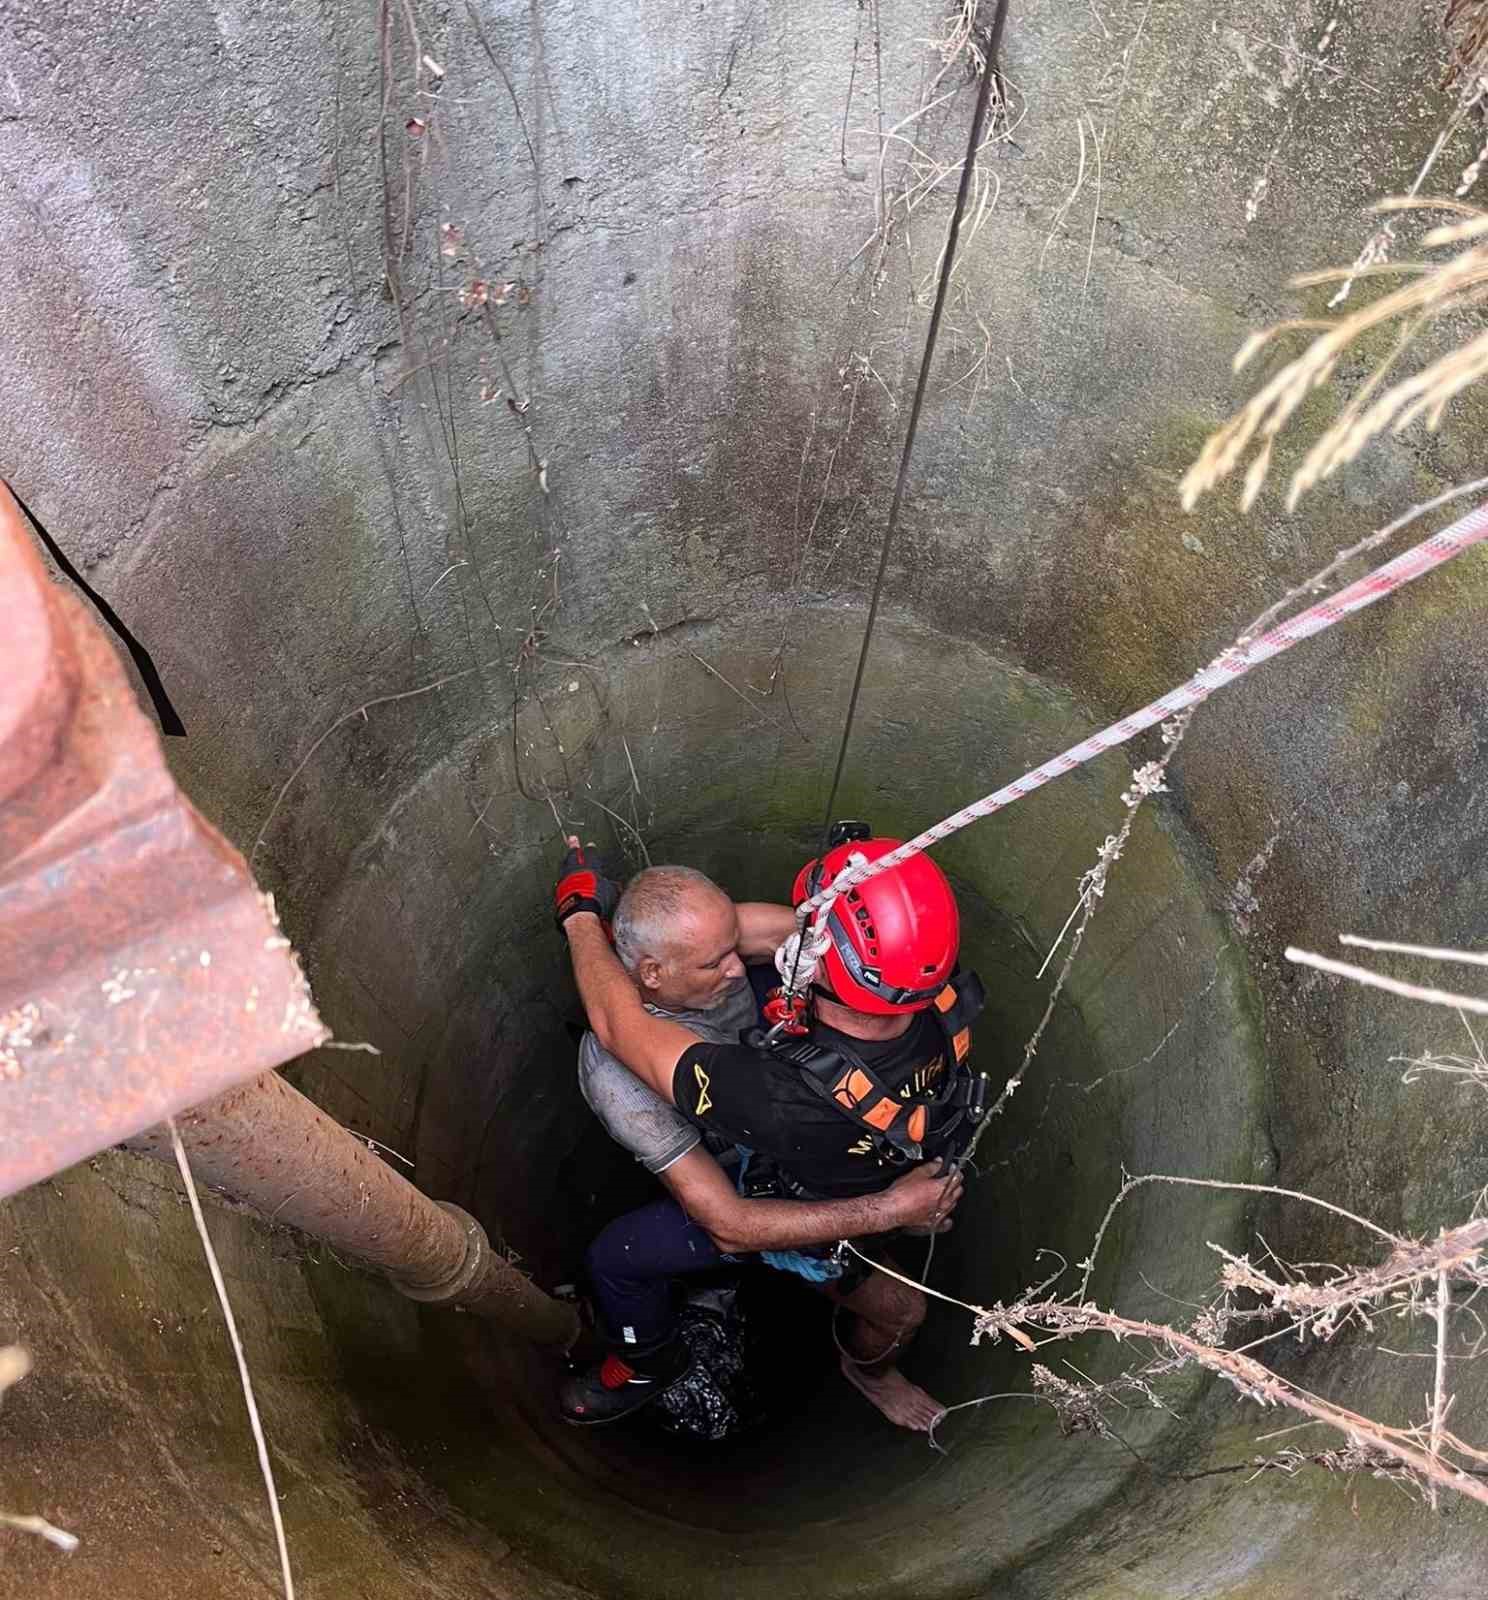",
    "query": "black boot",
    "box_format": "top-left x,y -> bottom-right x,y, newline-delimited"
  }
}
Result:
559,1338 -> 690,1426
